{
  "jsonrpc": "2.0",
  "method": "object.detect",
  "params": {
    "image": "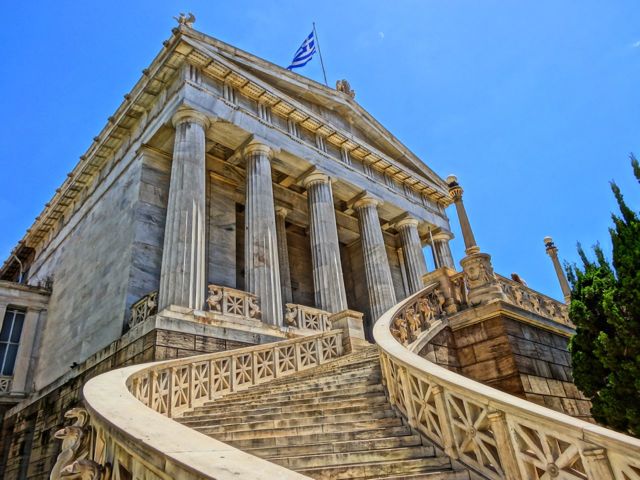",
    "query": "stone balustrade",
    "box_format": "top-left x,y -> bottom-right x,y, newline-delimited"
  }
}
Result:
389,283 -> 446,346
285,303 -> 331,331
75,330 -> 345,479
128,291 -> 158,328
496,274 -> 572,327
374,285 -> 640,480
206,284 -> 261,319
0,375 -> 11,393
